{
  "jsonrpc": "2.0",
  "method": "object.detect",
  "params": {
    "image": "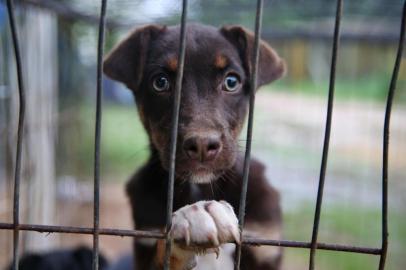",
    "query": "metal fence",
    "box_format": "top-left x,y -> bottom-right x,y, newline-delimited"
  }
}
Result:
1,0 -> 405,270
